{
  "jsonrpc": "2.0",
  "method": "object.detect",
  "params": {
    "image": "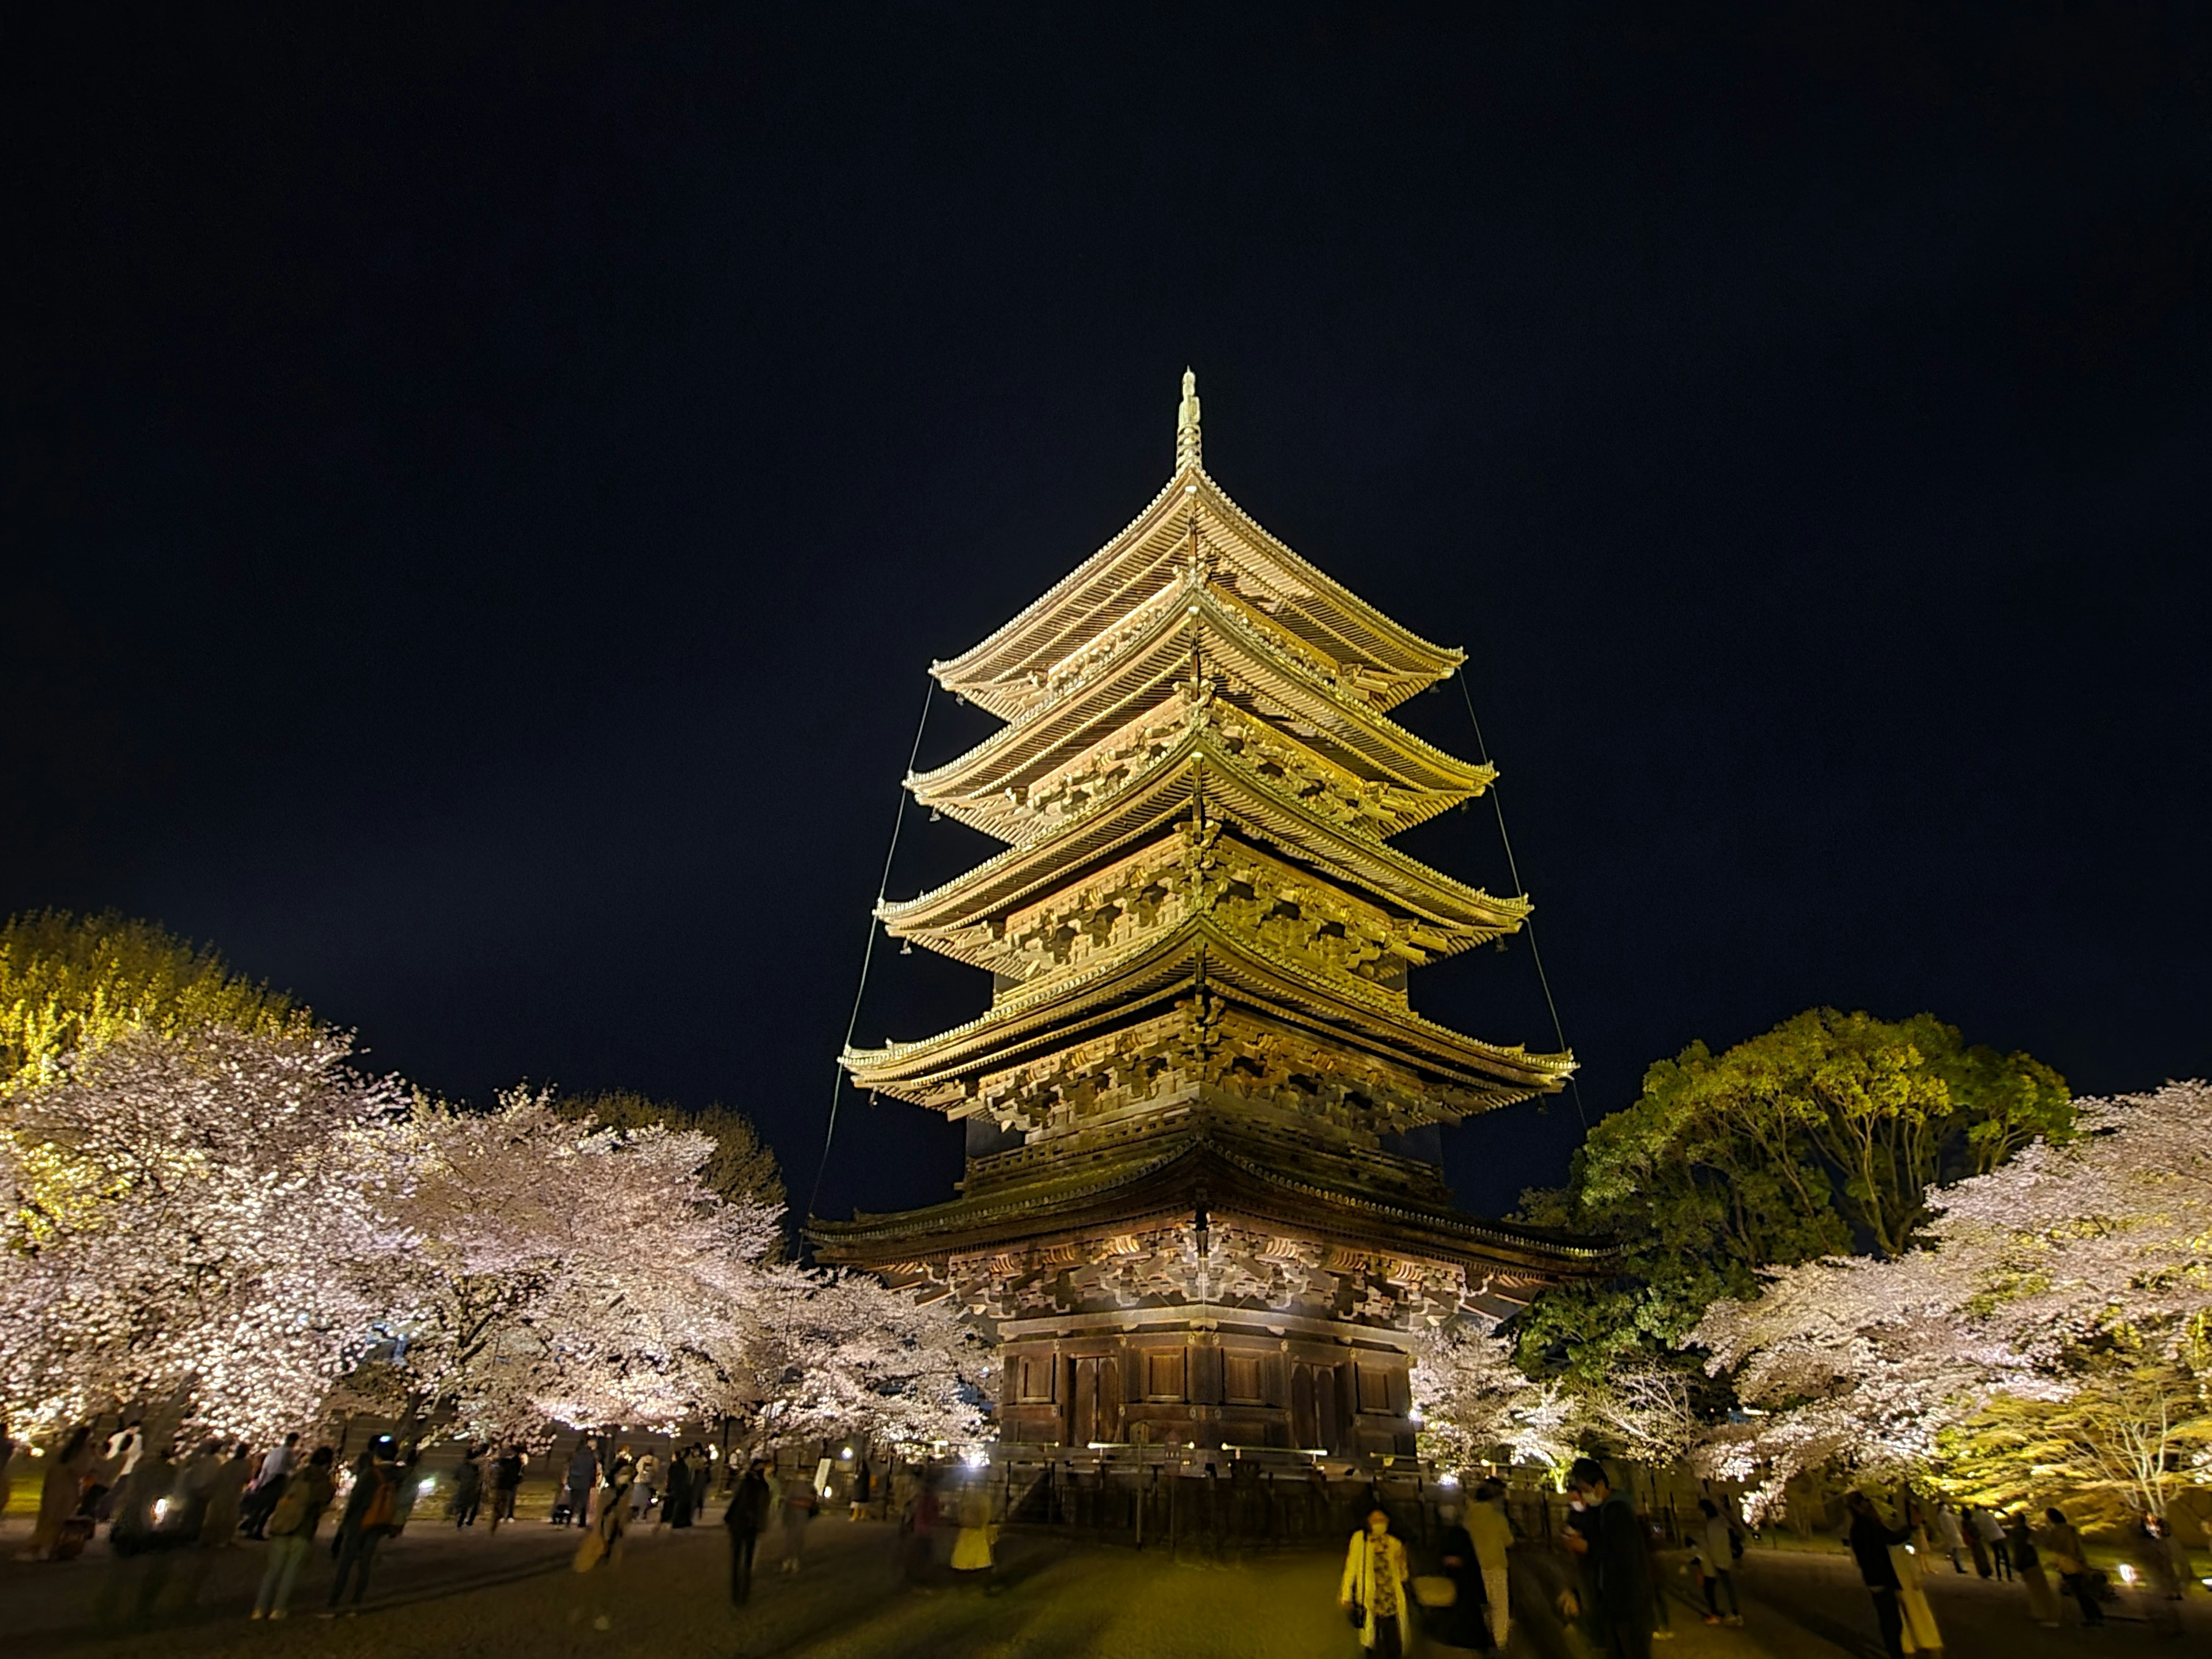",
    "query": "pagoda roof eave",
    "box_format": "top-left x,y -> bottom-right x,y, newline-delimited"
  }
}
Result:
808,1132 -> 1609,1276
911,585 -> 1492,834
844,911 -> 1571,1108
879,725 -> 1529,959
933,465 -> 1466,722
